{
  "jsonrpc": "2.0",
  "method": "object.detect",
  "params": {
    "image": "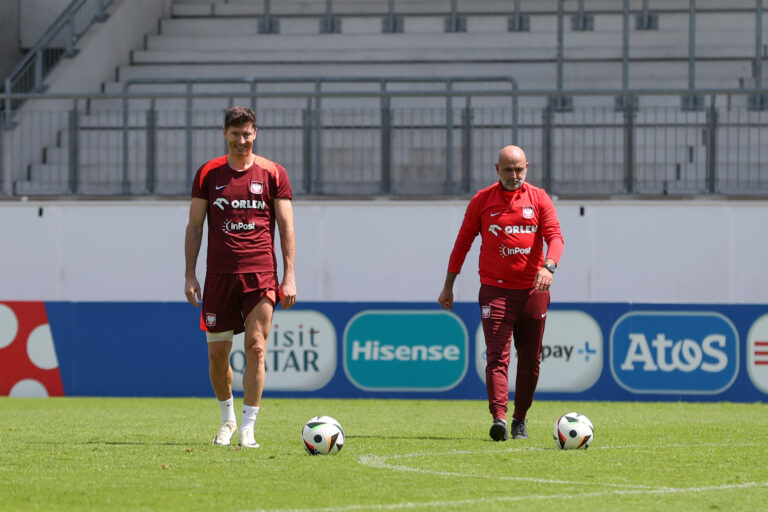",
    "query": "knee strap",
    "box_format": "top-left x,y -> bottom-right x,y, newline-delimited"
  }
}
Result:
206,330 -> 234,343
